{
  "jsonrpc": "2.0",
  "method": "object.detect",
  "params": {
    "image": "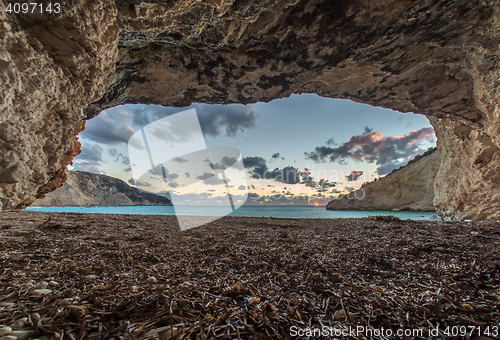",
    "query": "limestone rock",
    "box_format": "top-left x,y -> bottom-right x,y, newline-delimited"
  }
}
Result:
31,170 -> 171,207
103,193 -> 134,206
327,150 -> 439,212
